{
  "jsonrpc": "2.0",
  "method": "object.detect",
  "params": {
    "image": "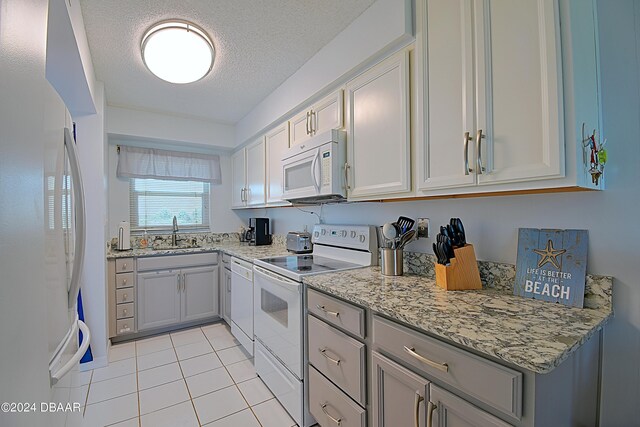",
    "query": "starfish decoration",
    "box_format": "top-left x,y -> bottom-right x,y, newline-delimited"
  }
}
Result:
533,240 -> 566,269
